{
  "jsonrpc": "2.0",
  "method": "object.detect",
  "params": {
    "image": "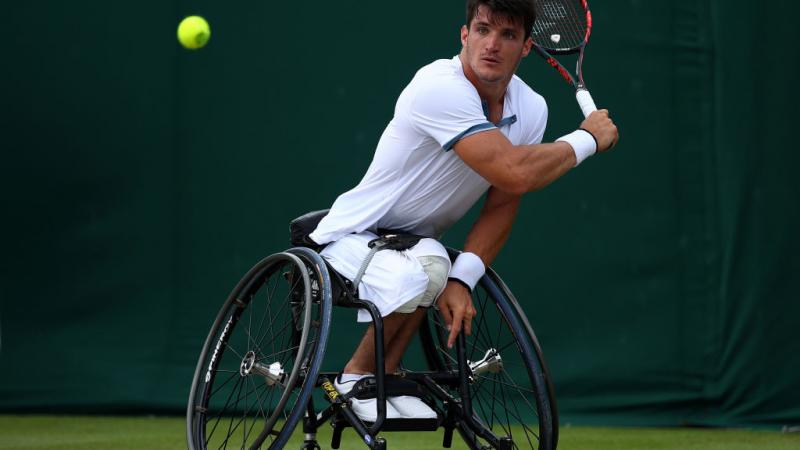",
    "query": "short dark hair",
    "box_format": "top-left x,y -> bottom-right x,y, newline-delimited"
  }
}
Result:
465,0 -> 537,40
